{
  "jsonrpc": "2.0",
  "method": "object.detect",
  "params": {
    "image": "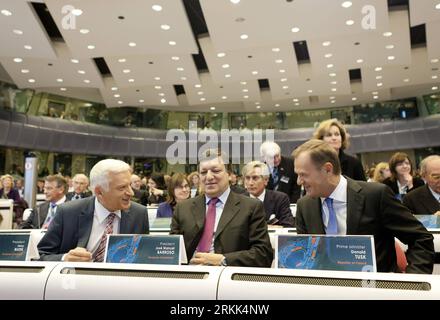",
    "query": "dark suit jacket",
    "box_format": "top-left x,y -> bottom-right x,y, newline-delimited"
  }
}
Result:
382,177 -> 425,196
171,191 -> 273,267
19,201 -> 51,229
403,184 -> 440,215
296,178 -> 434,274
38,196 -> 150,261
66,190 -> 93,201
267,156 -> 301,203
339,150 -> 366,181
